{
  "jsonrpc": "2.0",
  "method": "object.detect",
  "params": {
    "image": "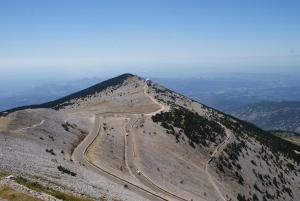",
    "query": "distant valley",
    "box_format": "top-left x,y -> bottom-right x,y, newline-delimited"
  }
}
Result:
271,130 -> 300,146
229,101 -> 300,134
